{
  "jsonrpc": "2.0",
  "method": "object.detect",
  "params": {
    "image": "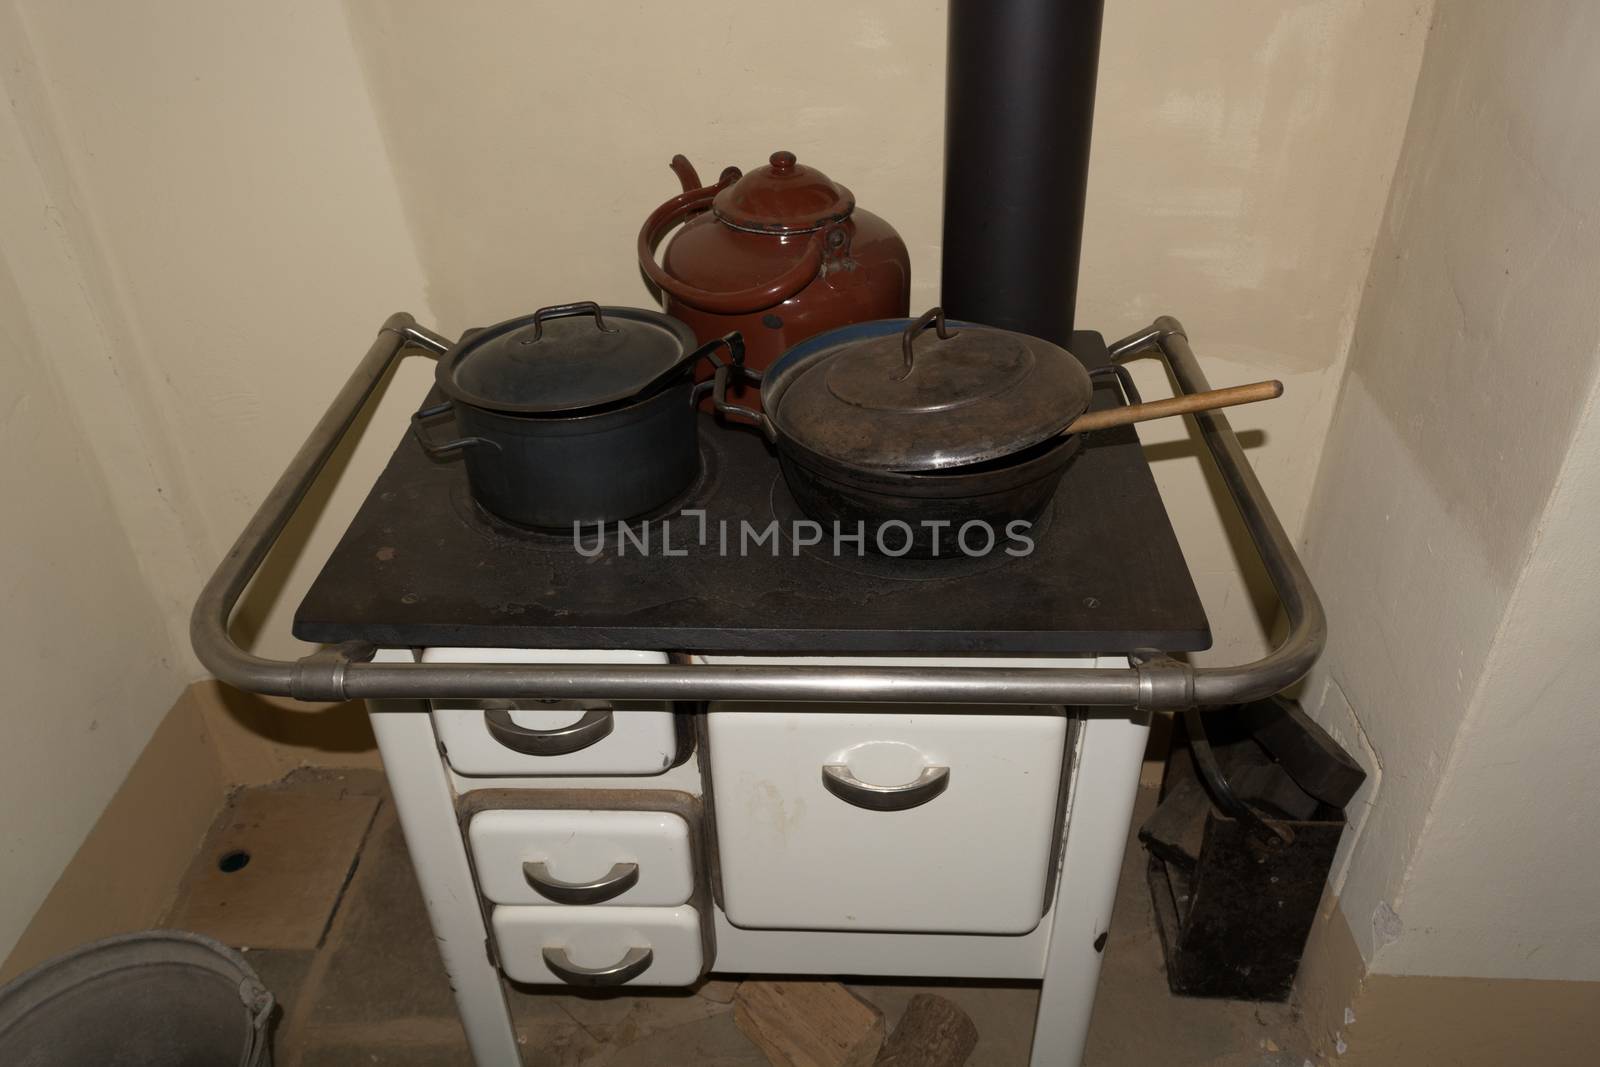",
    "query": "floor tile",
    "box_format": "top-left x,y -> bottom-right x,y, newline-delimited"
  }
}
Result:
240,947 -> 316,1026
301,804 -> 460,1028
165,786 -> 378,949
603,1011 -> 767,1067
